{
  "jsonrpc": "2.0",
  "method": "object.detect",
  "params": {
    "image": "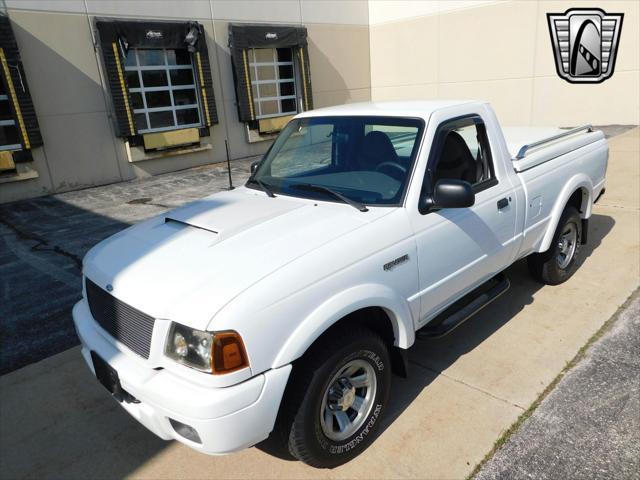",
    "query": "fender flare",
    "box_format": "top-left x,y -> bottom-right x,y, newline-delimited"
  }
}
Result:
272,283 -> 415,368
540,173 -> 593,252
